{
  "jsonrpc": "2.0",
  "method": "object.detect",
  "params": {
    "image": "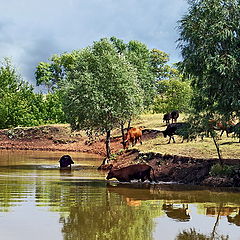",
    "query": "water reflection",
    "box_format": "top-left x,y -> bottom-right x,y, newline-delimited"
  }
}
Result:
0,150 -> 240,240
